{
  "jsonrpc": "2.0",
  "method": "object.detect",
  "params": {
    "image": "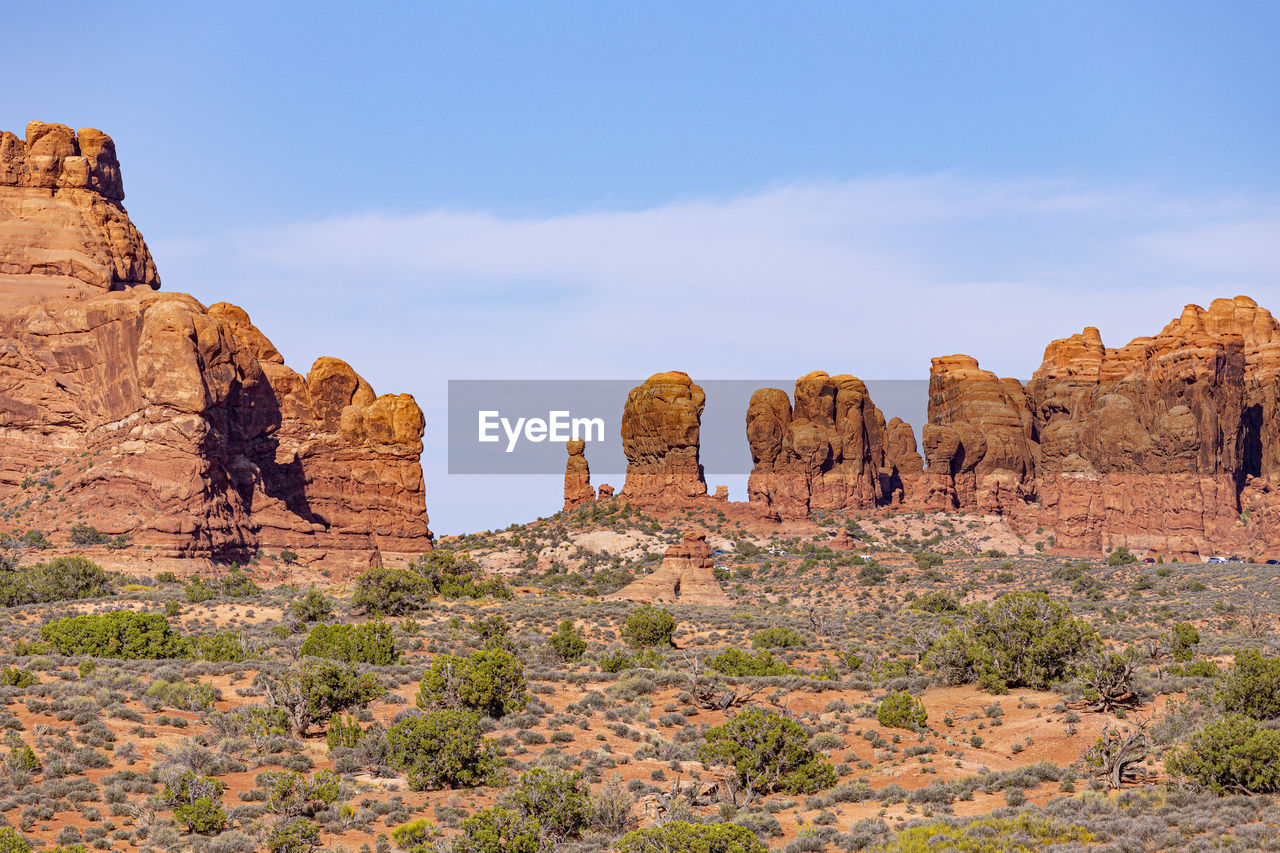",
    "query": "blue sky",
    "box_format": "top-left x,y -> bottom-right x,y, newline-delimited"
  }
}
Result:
3,2 -> 1278,533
